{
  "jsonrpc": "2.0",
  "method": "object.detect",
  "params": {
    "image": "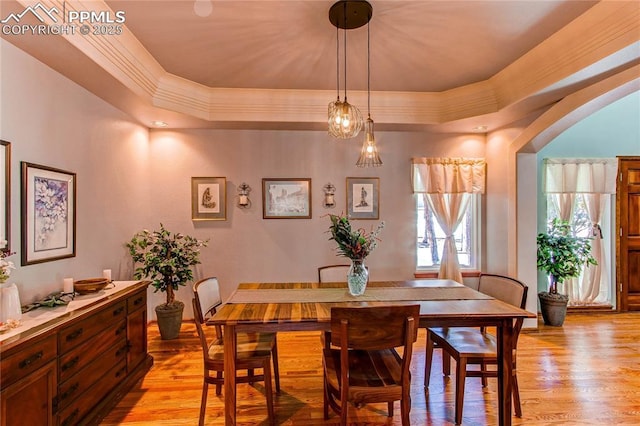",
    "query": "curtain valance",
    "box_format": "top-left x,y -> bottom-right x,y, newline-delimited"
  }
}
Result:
412,158 -> 486,194
543,158 -> 618,194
